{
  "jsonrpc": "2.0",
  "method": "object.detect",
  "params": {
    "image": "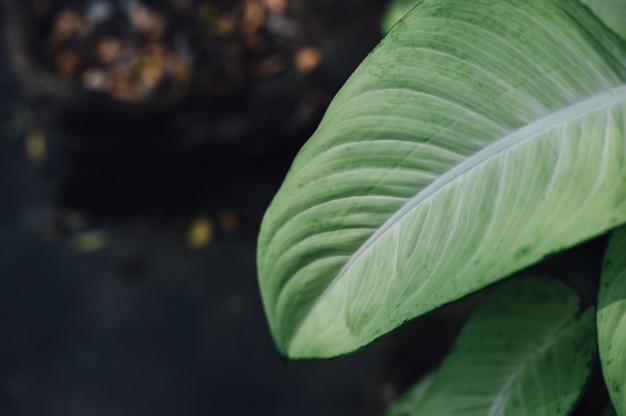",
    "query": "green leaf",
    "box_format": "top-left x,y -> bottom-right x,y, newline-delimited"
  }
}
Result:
598,226 -> 626,415
405,277 -> 596,416
579,0 -> 626,41
257,0 -> 626,358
